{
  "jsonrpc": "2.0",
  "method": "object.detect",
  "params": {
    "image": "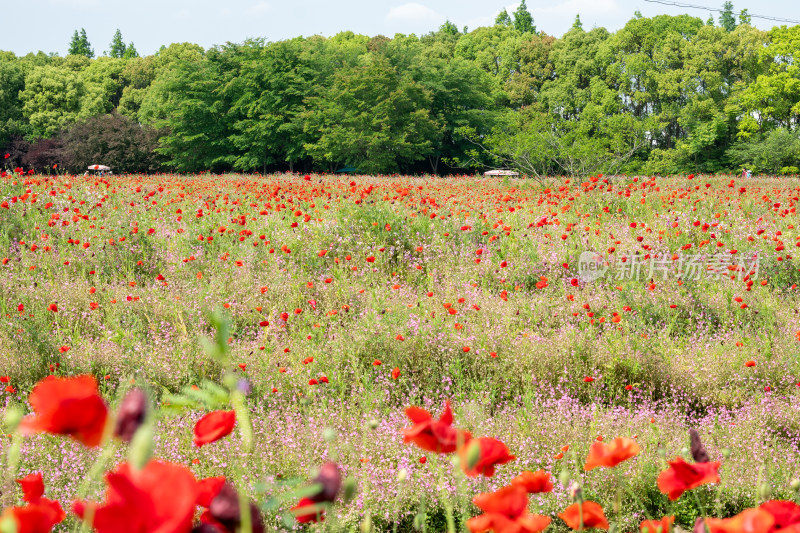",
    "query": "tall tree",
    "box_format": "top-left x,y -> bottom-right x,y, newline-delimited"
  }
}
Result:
719,2 -> 736,32
0,53 -> 27,146
303,56 -> 441,173
513,0 -> 536,34
20,65 -> 89,137
739,9 -> 751,25
123,42 -> 139,59
109,29 -> 126,58
68,28 -> 94,58
495,10 -> 512,27
439,20 -> 459,35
